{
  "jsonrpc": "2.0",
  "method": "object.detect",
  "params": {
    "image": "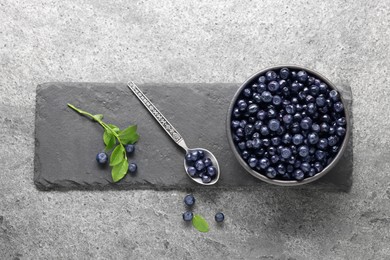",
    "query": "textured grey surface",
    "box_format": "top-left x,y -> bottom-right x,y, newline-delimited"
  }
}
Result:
1,0 -> 390,259
34,82 -> 352,191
